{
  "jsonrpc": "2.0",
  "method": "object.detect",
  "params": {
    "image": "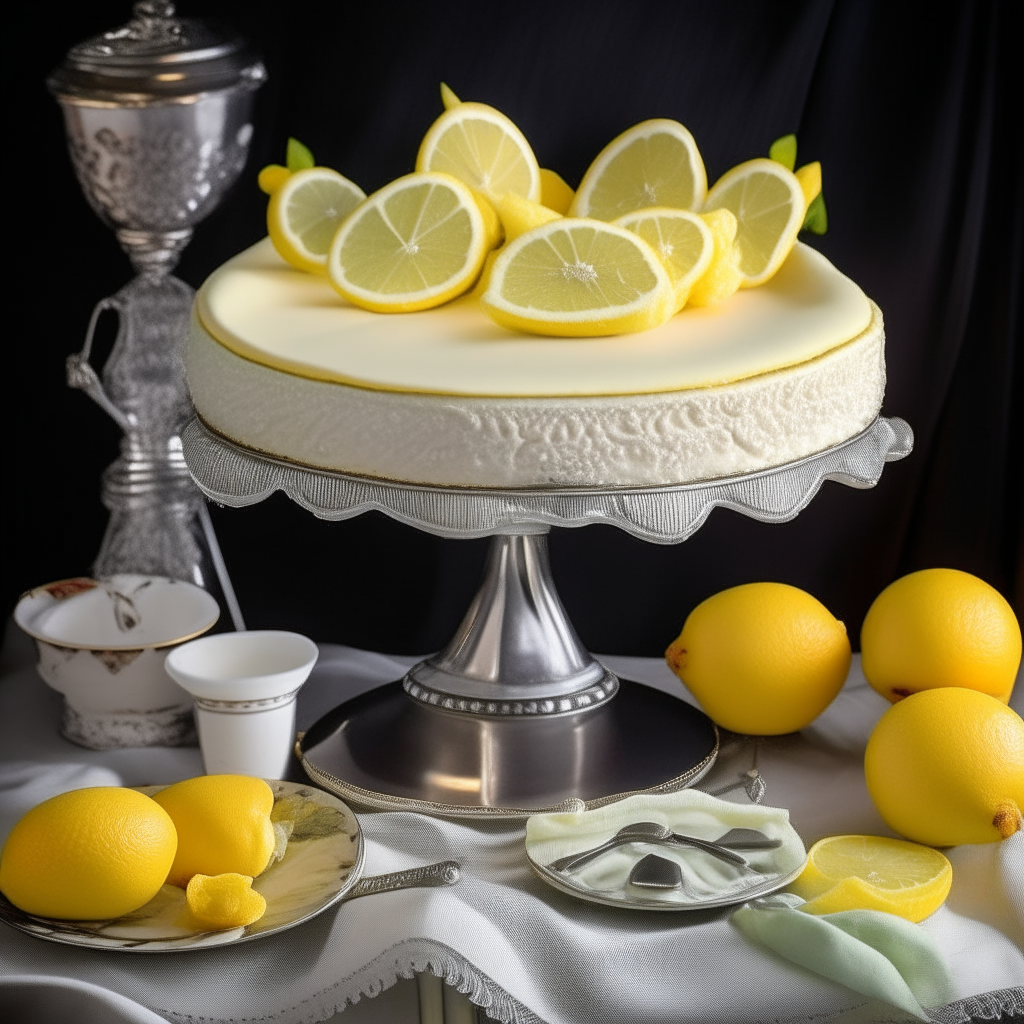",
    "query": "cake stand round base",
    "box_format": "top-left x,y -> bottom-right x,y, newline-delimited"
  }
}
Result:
298,679 -> 718,820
